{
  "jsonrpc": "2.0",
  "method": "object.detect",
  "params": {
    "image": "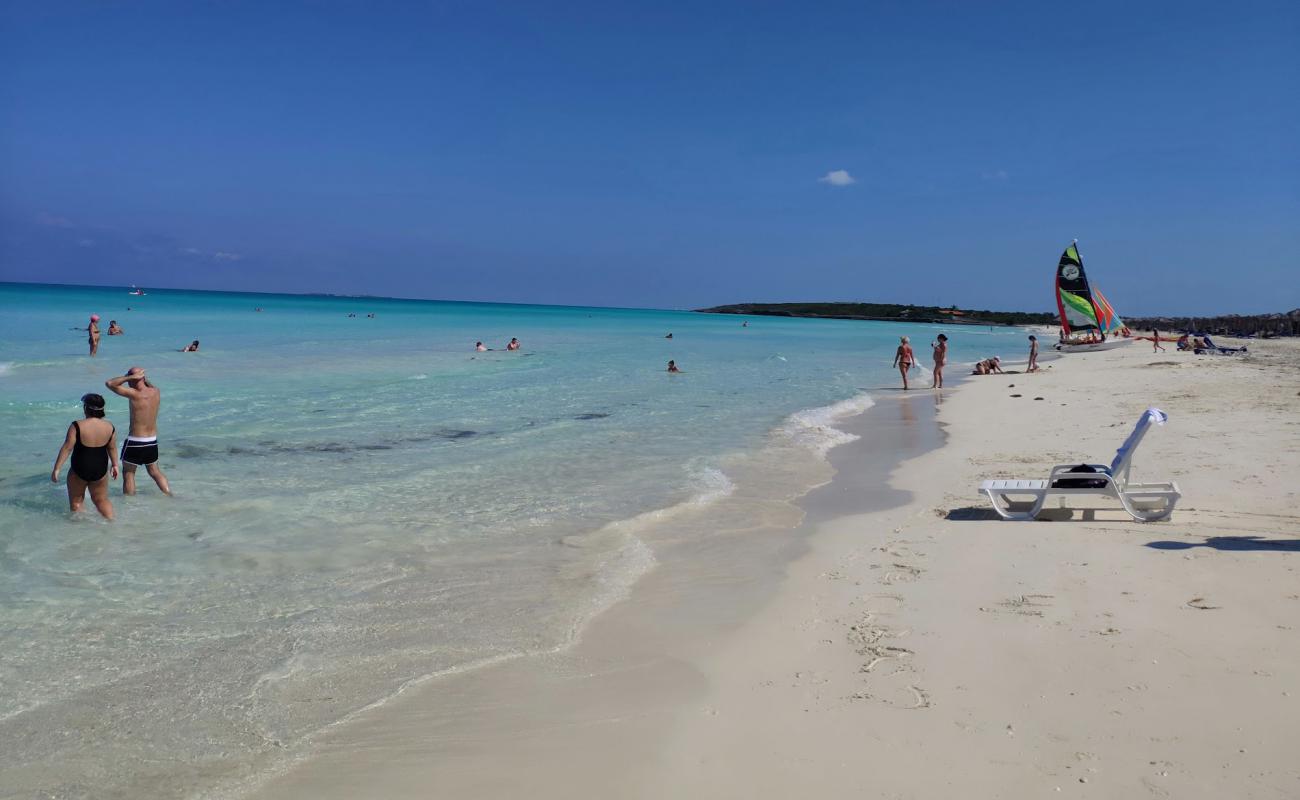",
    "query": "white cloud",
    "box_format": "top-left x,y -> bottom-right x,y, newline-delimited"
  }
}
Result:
212,251 -> 243,262
818,169 -> 856,187
981,169 -> 1009,182
180,247 -> 201,255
